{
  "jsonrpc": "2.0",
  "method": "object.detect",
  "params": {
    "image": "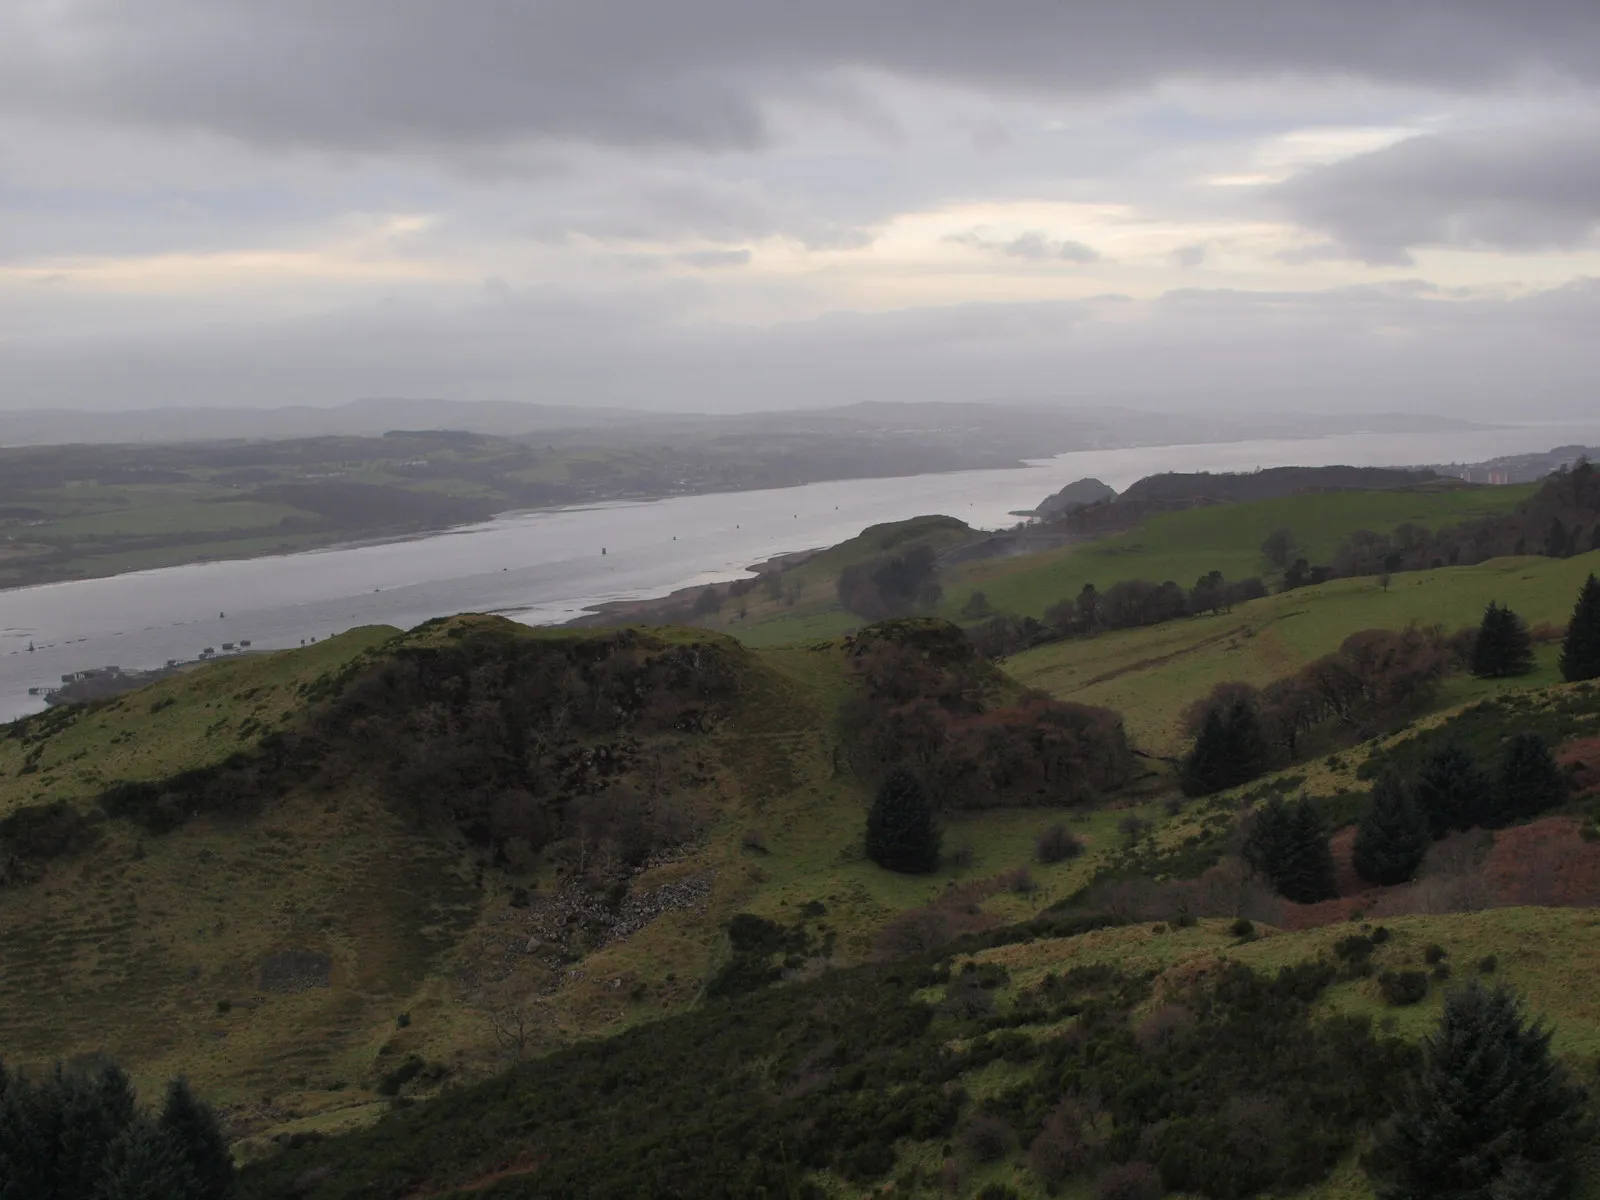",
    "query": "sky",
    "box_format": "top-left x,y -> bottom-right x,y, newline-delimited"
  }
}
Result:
1,0 -> 1598,415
